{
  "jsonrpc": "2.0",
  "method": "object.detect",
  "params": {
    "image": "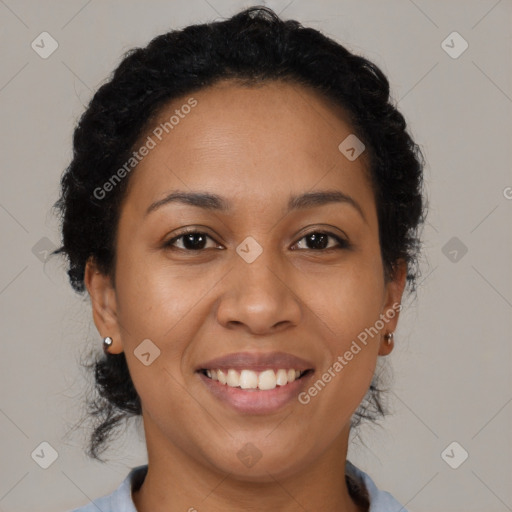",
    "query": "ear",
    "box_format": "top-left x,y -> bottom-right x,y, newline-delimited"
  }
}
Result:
378,259 -> 407,356
84,257 -> 124,354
